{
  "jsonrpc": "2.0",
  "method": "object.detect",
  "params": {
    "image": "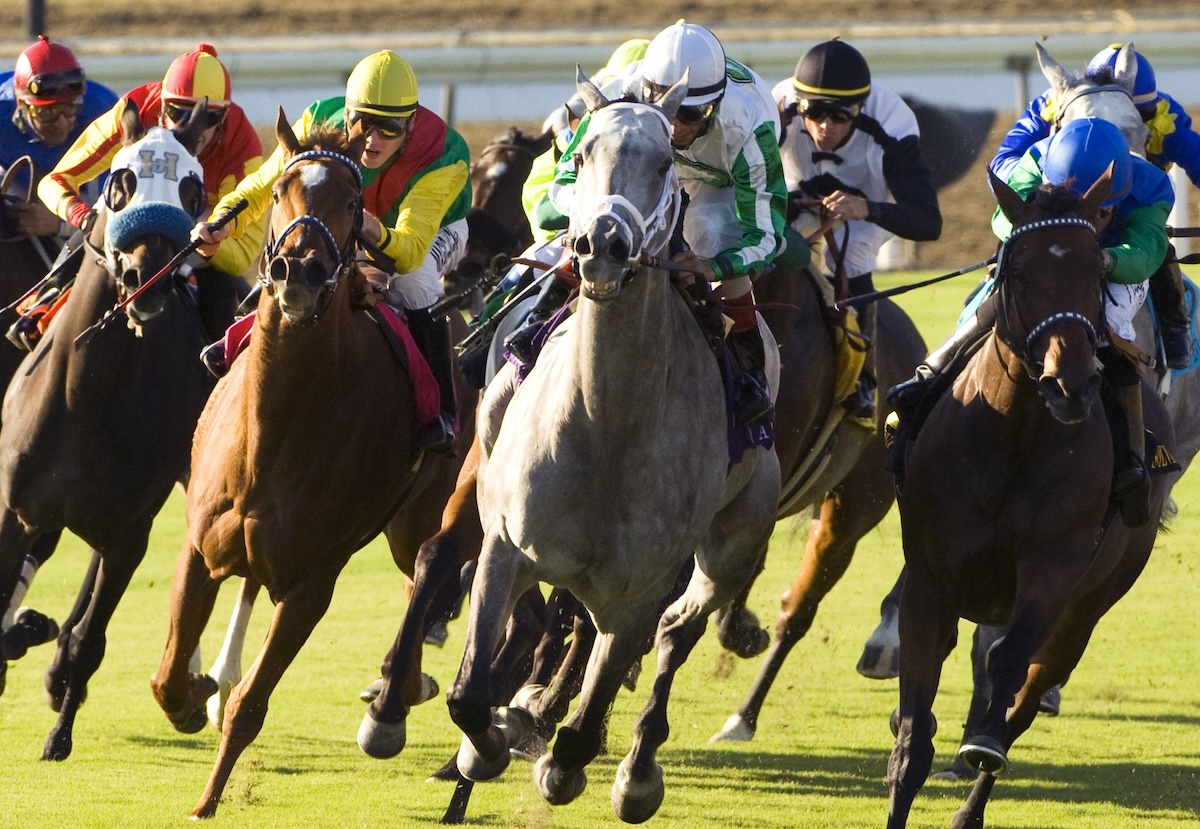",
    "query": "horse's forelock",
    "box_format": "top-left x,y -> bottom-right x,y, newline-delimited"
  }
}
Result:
302,124 -> 352,154
1030,183 -> 1088,217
